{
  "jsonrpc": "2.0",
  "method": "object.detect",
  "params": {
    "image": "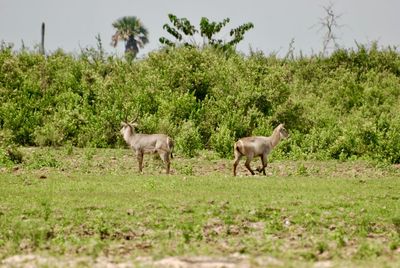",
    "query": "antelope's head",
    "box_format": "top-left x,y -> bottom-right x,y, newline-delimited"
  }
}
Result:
278,124 -> 289,139
120,121 -> 138,136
